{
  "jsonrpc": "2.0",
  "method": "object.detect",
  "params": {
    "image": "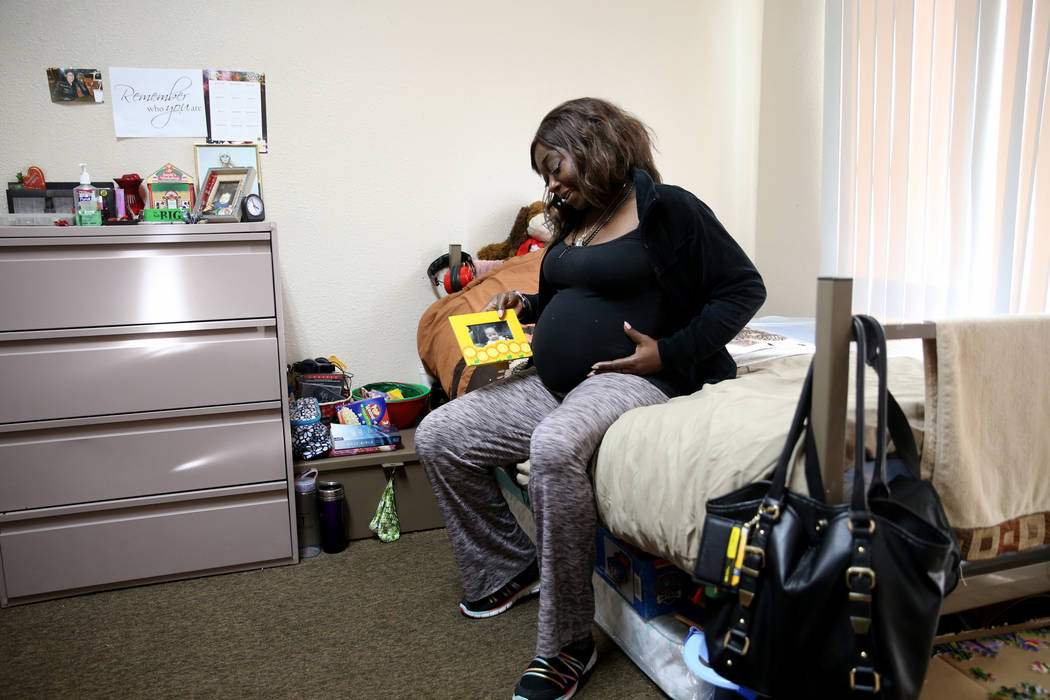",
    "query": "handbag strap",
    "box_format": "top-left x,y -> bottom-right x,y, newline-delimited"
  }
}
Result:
887,393 -> 920,475
844,325 -> 925,693
802,422 -> 826,501
796,317 -> 916,502
846,314 -> 887,694
720,358 -> 821,657
849,316 -> 881,510
752,315 -> 891,531
766,361 -> 816,504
